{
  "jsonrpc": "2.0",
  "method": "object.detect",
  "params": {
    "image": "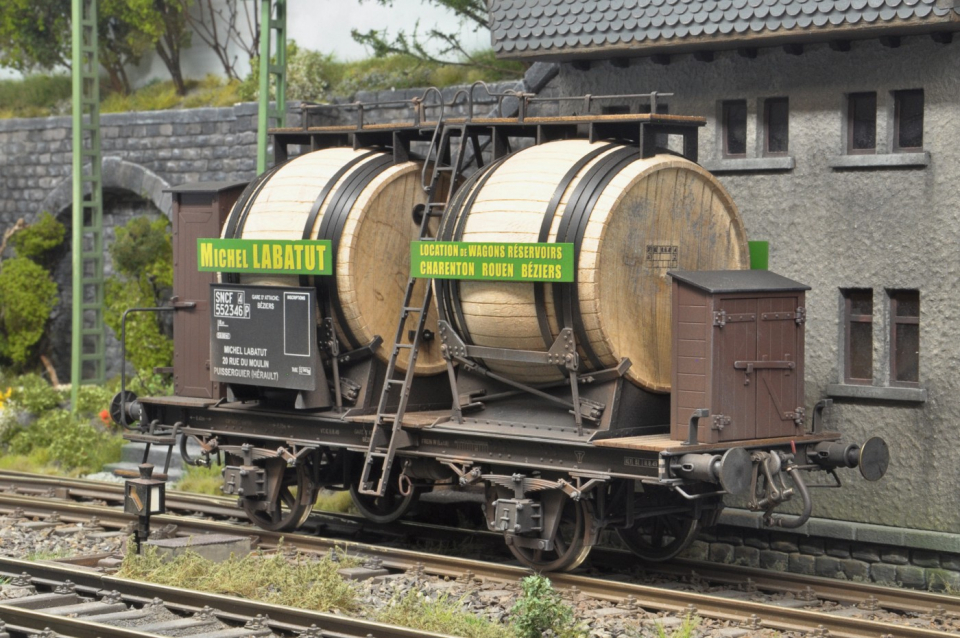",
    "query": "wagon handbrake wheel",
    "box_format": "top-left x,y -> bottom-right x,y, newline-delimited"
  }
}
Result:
242,458 -> 317,532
